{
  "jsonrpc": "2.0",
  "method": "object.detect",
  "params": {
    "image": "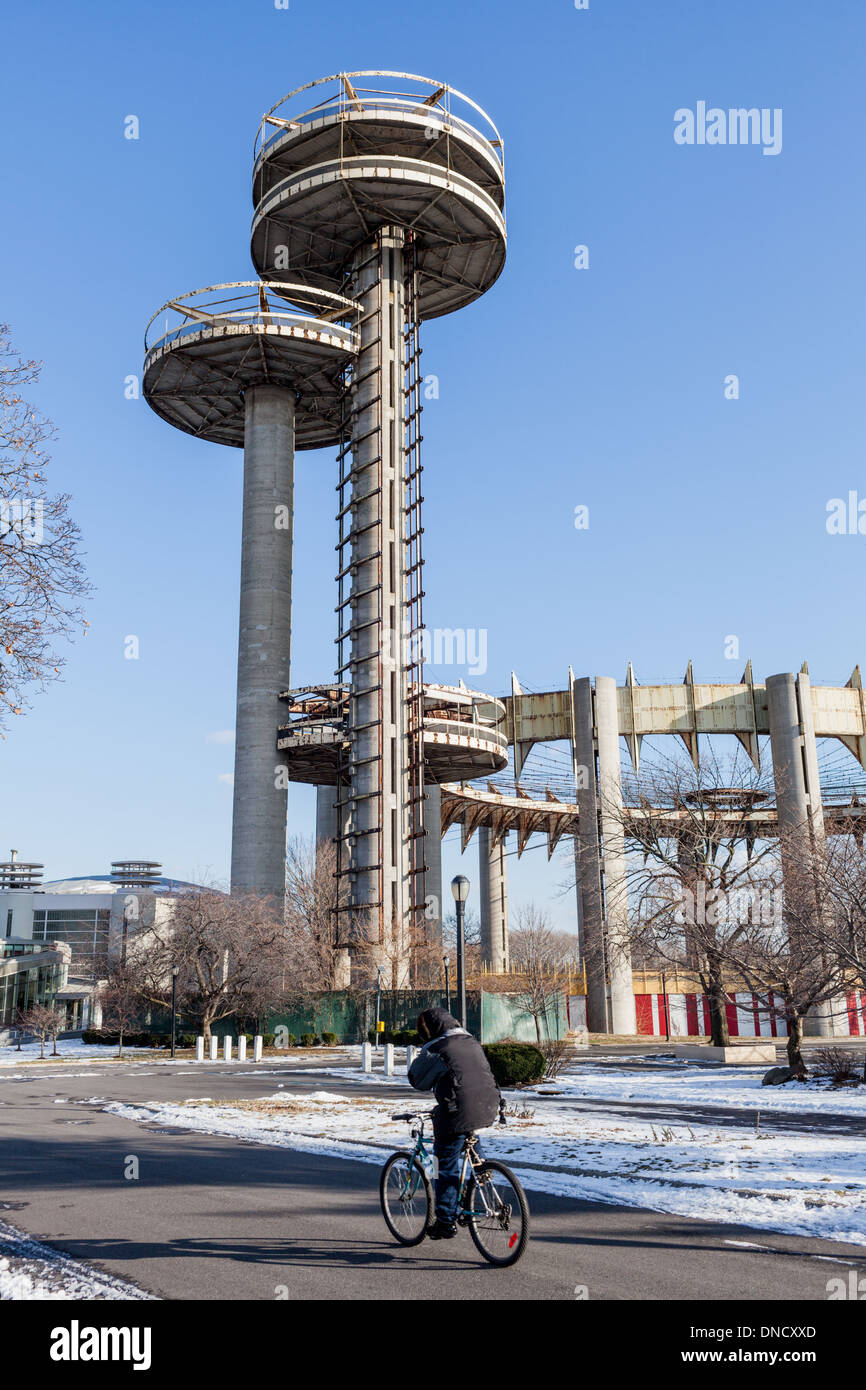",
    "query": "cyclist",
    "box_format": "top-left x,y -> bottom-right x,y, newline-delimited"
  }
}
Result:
408,1007 -> 502,1239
